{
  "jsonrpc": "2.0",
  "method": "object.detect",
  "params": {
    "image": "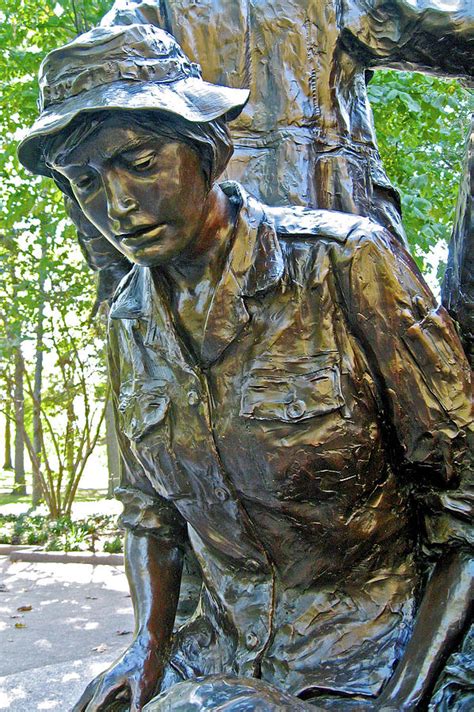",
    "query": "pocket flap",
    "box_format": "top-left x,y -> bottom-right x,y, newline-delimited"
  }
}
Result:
240,367 -> 344,422
118,380 -> 170,442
